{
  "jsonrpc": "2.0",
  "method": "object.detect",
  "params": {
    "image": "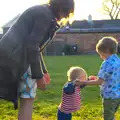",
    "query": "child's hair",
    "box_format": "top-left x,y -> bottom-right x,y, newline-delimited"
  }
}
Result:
96,37 -> 118,54
67,67 -> 87,81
